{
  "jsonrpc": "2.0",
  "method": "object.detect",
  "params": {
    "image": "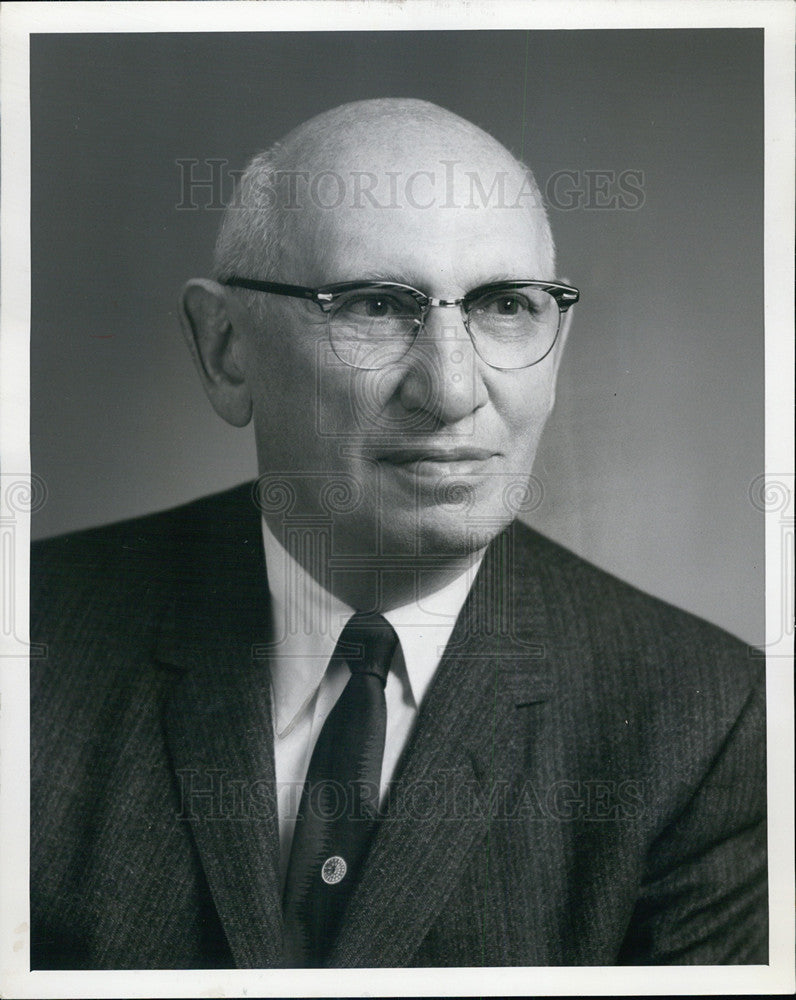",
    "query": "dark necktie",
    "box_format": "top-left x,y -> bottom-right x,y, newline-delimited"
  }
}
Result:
282,612 -> 399,967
